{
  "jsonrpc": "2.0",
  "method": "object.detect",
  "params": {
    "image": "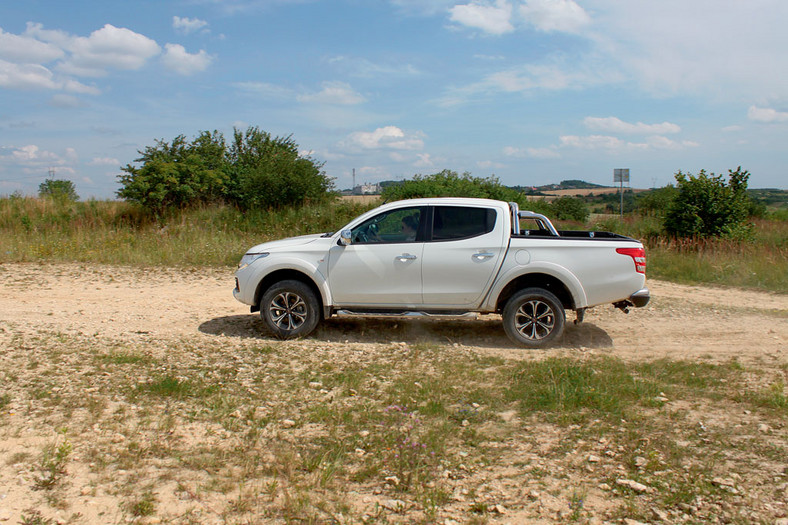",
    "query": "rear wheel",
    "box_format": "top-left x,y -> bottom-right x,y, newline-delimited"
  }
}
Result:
260,280 -> 320,339
502,288 -> 565,347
